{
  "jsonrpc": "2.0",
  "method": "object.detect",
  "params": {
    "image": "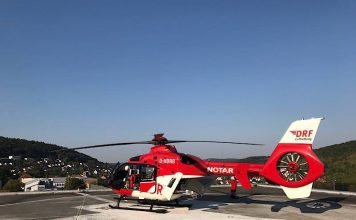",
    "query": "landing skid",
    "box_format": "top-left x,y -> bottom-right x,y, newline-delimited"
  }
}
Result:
108,204 -> 167,213
138,199 -> 193,208
109,196 -> 192,213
